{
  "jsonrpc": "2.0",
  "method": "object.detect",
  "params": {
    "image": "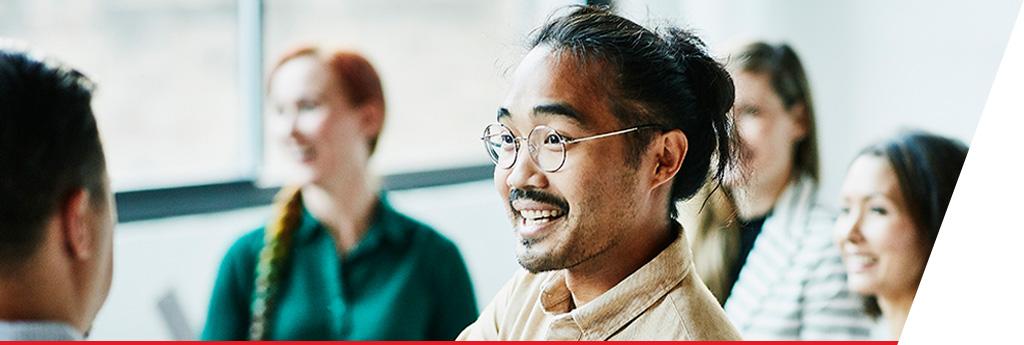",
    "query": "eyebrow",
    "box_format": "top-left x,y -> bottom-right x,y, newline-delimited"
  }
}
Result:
534,103 -> 583,122
496,103 -> 586,127
845,192 -> 896,204
868,192 -> 899,202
